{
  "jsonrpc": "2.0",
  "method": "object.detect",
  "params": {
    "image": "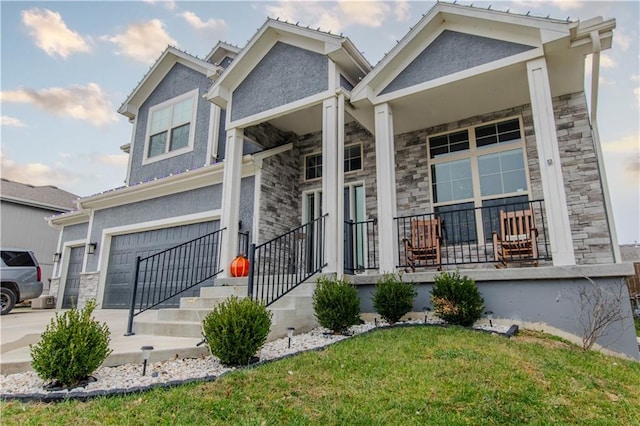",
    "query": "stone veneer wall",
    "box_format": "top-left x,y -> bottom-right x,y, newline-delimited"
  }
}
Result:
259,147 -> 301,243
49,277 -> 60,300
393,91 -> 613,265
77,272 -> 100,308
553,92 -> 613,264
